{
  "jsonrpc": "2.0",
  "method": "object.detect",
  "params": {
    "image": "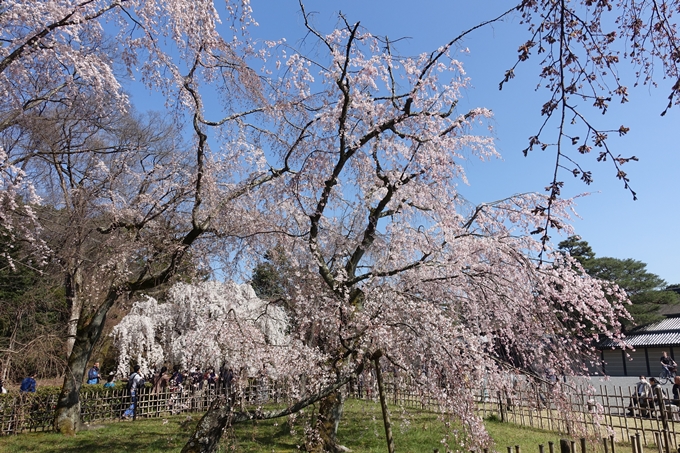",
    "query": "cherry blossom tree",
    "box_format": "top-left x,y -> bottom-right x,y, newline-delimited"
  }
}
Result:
111,281 -> 296,376
181,5 -> 638,451
2,0 -> 679,450
0,0 -> 294,435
